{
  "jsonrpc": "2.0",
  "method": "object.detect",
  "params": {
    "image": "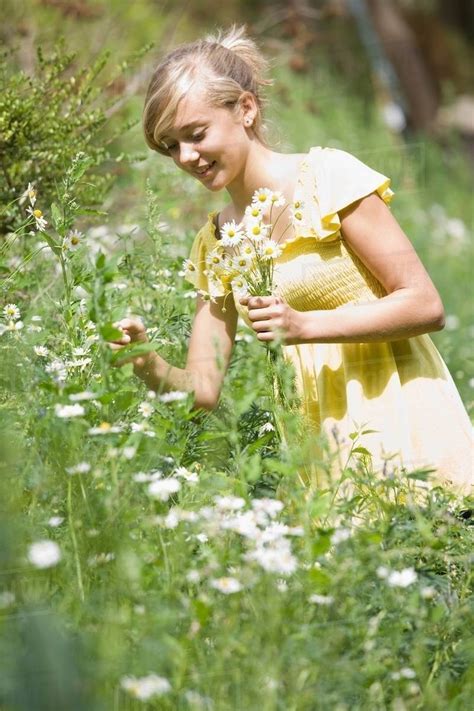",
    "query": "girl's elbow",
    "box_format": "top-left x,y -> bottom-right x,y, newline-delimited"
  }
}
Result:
429,299 -> 446,331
